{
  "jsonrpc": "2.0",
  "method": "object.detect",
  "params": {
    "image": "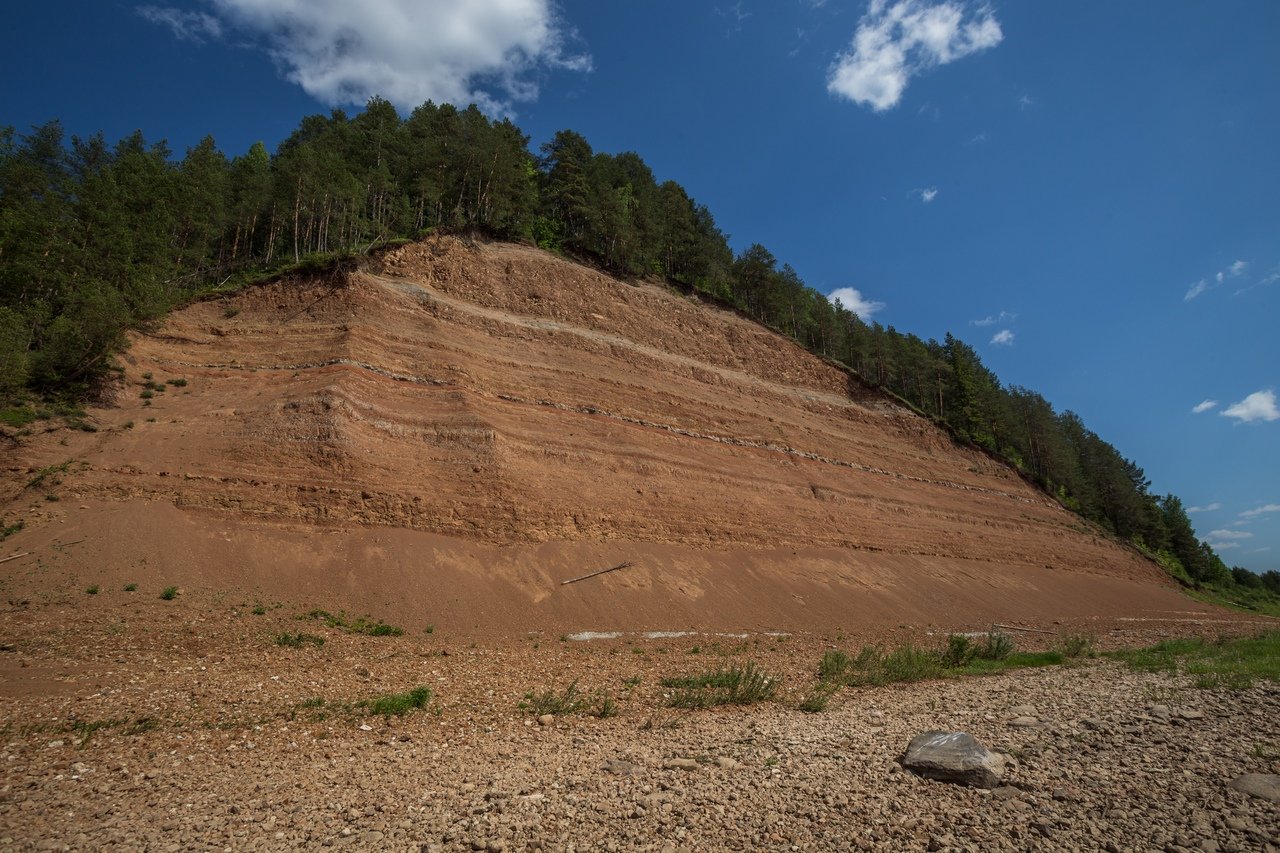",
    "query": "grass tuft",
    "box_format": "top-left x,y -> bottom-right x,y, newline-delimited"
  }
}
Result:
275,632 -> 325,648
1110,632 -> 1280,690
302,609 -> 403,636
159,586 -> 178,601
662,661 -> 780,708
